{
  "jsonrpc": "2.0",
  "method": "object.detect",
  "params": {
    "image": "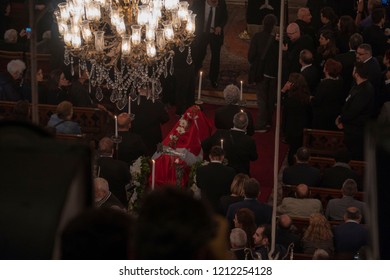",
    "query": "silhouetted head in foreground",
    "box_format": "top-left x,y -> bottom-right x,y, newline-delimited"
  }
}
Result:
134,187 -> 220,259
